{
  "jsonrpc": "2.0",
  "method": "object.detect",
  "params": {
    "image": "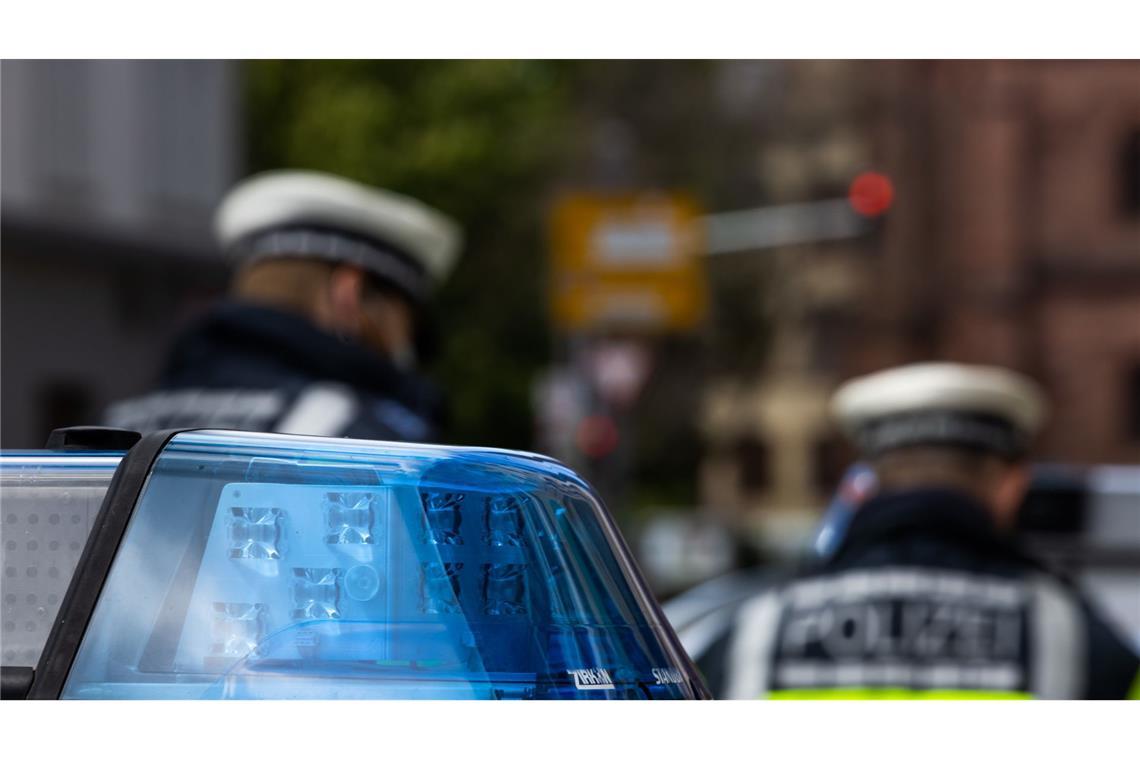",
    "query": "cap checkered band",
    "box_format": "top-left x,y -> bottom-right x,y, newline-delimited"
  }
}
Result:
856,411 -> 1028,459
238,226 -> 430,304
